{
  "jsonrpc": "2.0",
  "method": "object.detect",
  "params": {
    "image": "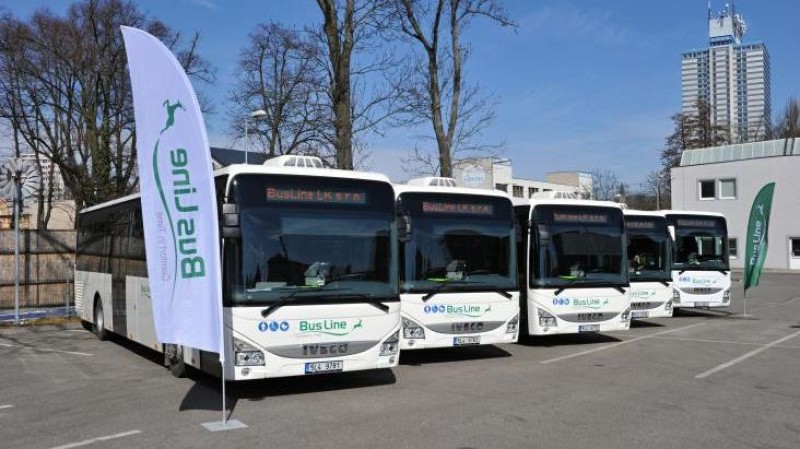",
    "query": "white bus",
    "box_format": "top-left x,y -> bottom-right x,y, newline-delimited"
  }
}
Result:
513,198 -> 631,335
624,210 -> 673,319
75,155 -> 401,380
394,177 -> 519,350
664,211 -> 731,309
